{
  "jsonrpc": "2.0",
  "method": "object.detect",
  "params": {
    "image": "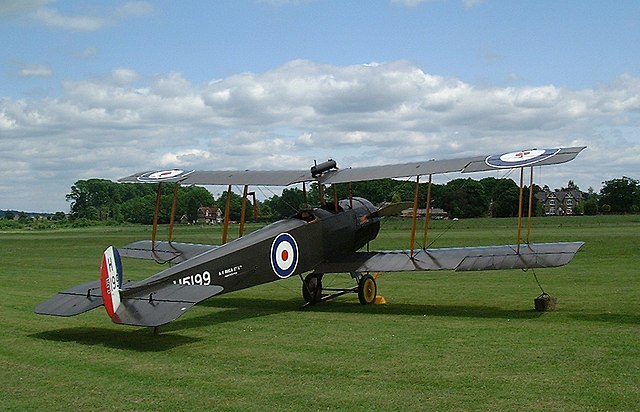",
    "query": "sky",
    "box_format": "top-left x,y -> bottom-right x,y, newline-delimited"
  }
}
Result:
1,0 -> 639,212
